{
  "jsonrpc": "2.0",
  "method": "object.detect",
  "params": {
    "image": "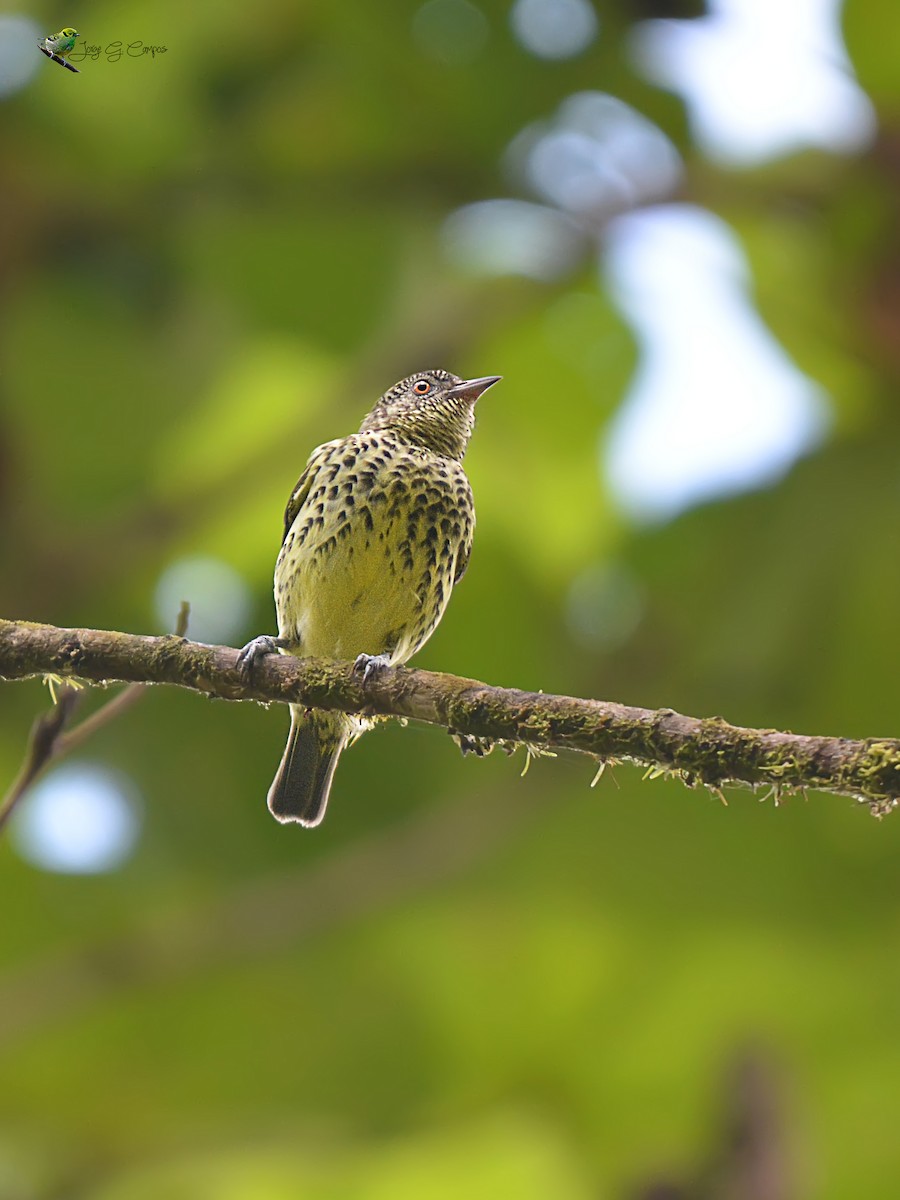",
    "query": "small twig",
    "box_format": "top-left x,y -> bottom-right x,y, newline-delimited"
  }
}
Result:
55,685 -> 146,758
0,604 -> 190,831
0,685 -> 82,832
